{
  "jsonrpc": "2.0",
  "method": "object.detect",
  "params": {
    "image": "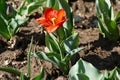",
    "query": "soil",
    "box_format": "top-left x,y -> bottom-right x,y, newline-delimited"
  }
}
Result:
0,0 -> 120,80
